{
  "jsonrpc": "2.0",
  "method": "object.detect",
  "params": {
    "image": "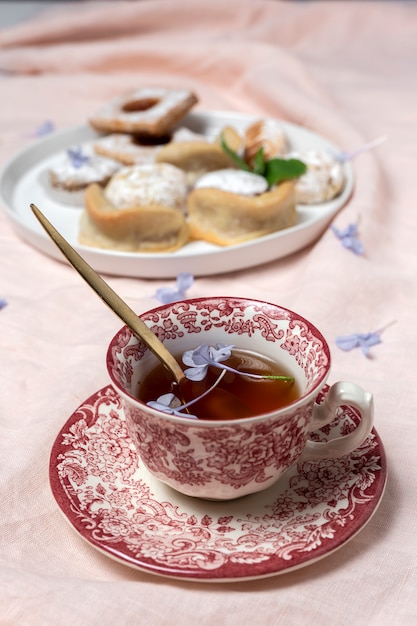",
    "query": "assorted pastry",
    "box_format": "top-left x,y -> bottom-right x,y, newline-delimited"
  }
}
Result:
46,145 -> 121,205
43,86 -> 348,253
